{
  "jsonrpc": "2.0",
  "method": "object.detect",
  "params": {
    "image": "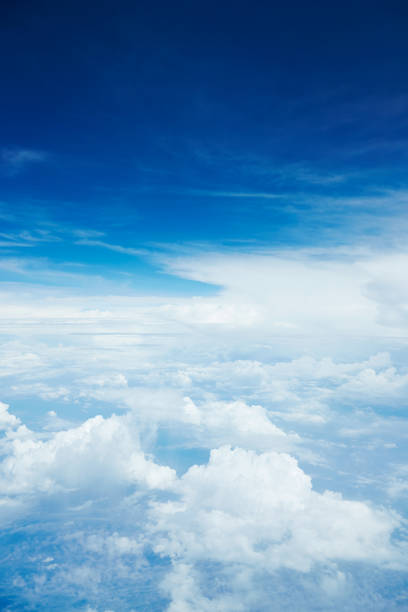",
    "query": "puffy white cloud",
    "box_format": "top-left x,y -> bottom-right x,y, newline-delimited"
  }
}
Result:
82,532 -> 142,557
70,386 -> 296,451
0,246 -> 408,609
0,401 -> 20,429
336,365 -> 408,407
152,446 -> 404,574
180,396 -> 297,450
161,562 -> 248,612
0,407 -> 175,503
